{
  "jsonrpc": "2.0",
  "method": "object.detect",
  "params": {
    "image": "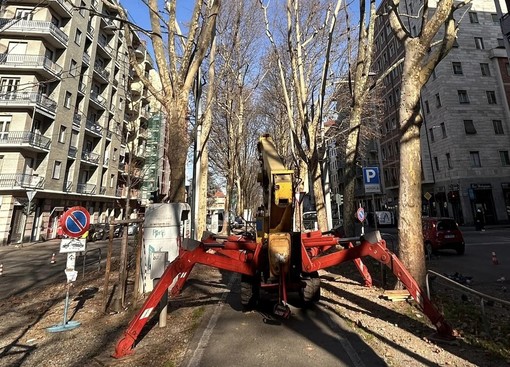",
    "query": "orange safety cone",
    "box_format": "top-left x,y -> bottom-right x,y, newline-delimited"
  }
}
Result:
51,253 -> 56,264
492,251 -> 499,265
